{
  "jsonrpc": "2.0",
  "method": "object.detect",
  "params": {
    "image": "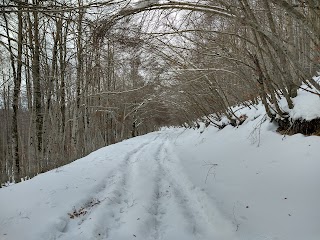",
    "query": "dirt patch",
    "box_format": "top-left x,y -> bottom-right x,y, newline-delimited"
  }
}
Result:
68,198 -> 101,219
276,118 -> 320,136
